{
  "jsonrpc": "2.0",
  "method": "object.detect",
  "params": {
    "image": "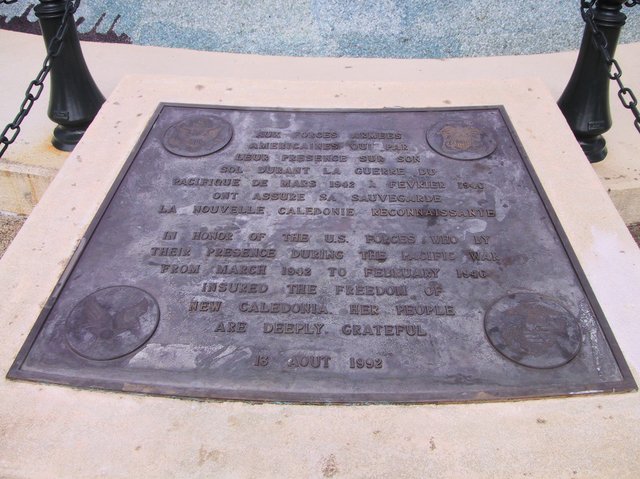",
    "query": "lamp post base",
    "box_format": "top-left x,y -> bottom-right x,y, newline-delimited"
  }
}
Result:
35,0 -> 105,153
557,0 -> 627,164
579,135 -> 608,163
52,125 -> 87,152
